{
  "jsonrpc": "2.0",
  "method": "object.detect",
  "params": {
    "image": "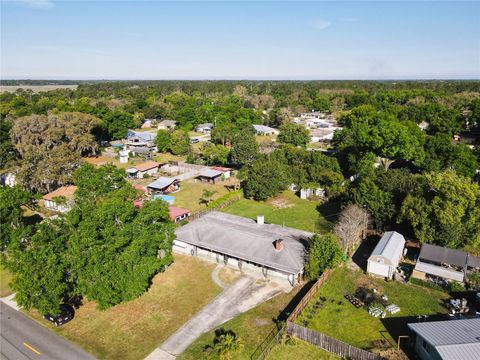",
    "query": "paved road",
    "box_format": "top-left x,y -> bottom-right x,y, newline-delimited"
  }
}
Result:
0,301 -> 95,360
145,275 -> 288,359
